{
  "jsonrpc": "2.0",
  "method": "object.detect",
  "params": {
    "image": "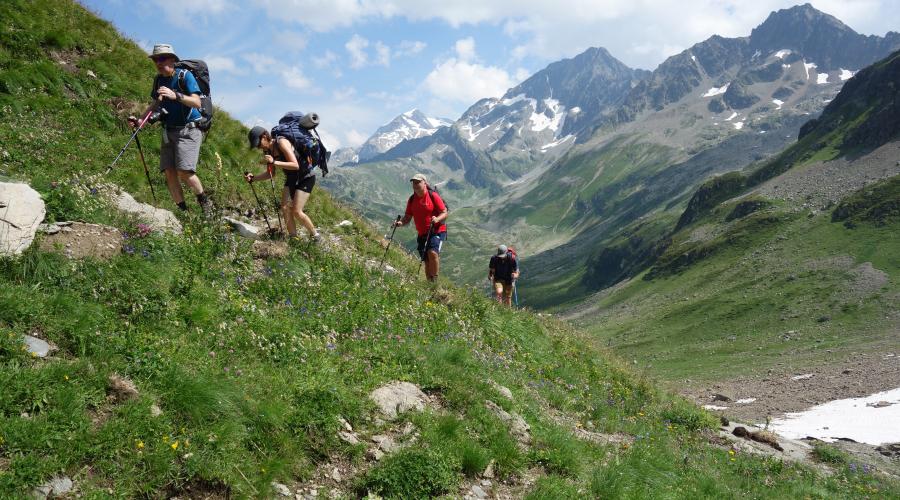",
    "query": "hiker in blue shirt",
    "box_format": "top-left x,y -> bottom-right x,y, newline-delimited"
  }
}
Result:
129,44 -> 210,213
